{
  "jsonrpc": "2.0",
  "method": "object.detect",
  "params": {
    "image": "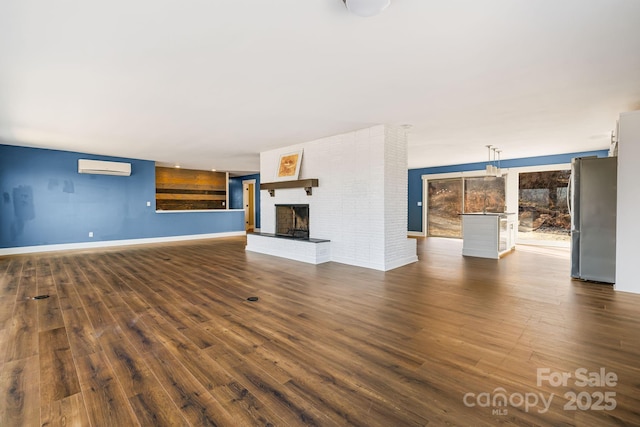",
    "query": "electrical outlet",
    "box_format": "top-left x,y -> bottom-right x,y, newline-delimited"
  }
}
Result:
146,201 -> 151,207
89,232 -> 93,238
